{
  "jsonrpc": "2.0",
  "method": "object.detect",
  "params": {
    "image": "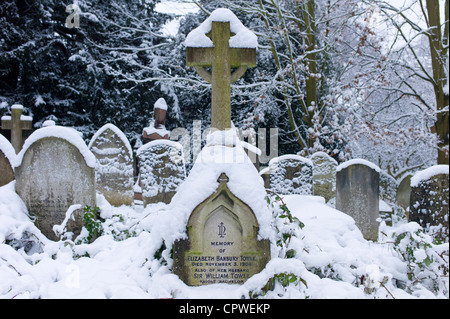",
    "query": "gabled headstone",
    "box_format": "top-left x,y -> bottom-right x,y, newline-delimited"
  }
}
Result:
0,134 -> 16,187
336,159 -> 380,241
15,126 -> 96,241
310,152 -> 337,202
88,124 -> 134,206
410,165 -> 449,243
266,155 -> 313,195
137,140 -> 186,206
173,173 -> 270,286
